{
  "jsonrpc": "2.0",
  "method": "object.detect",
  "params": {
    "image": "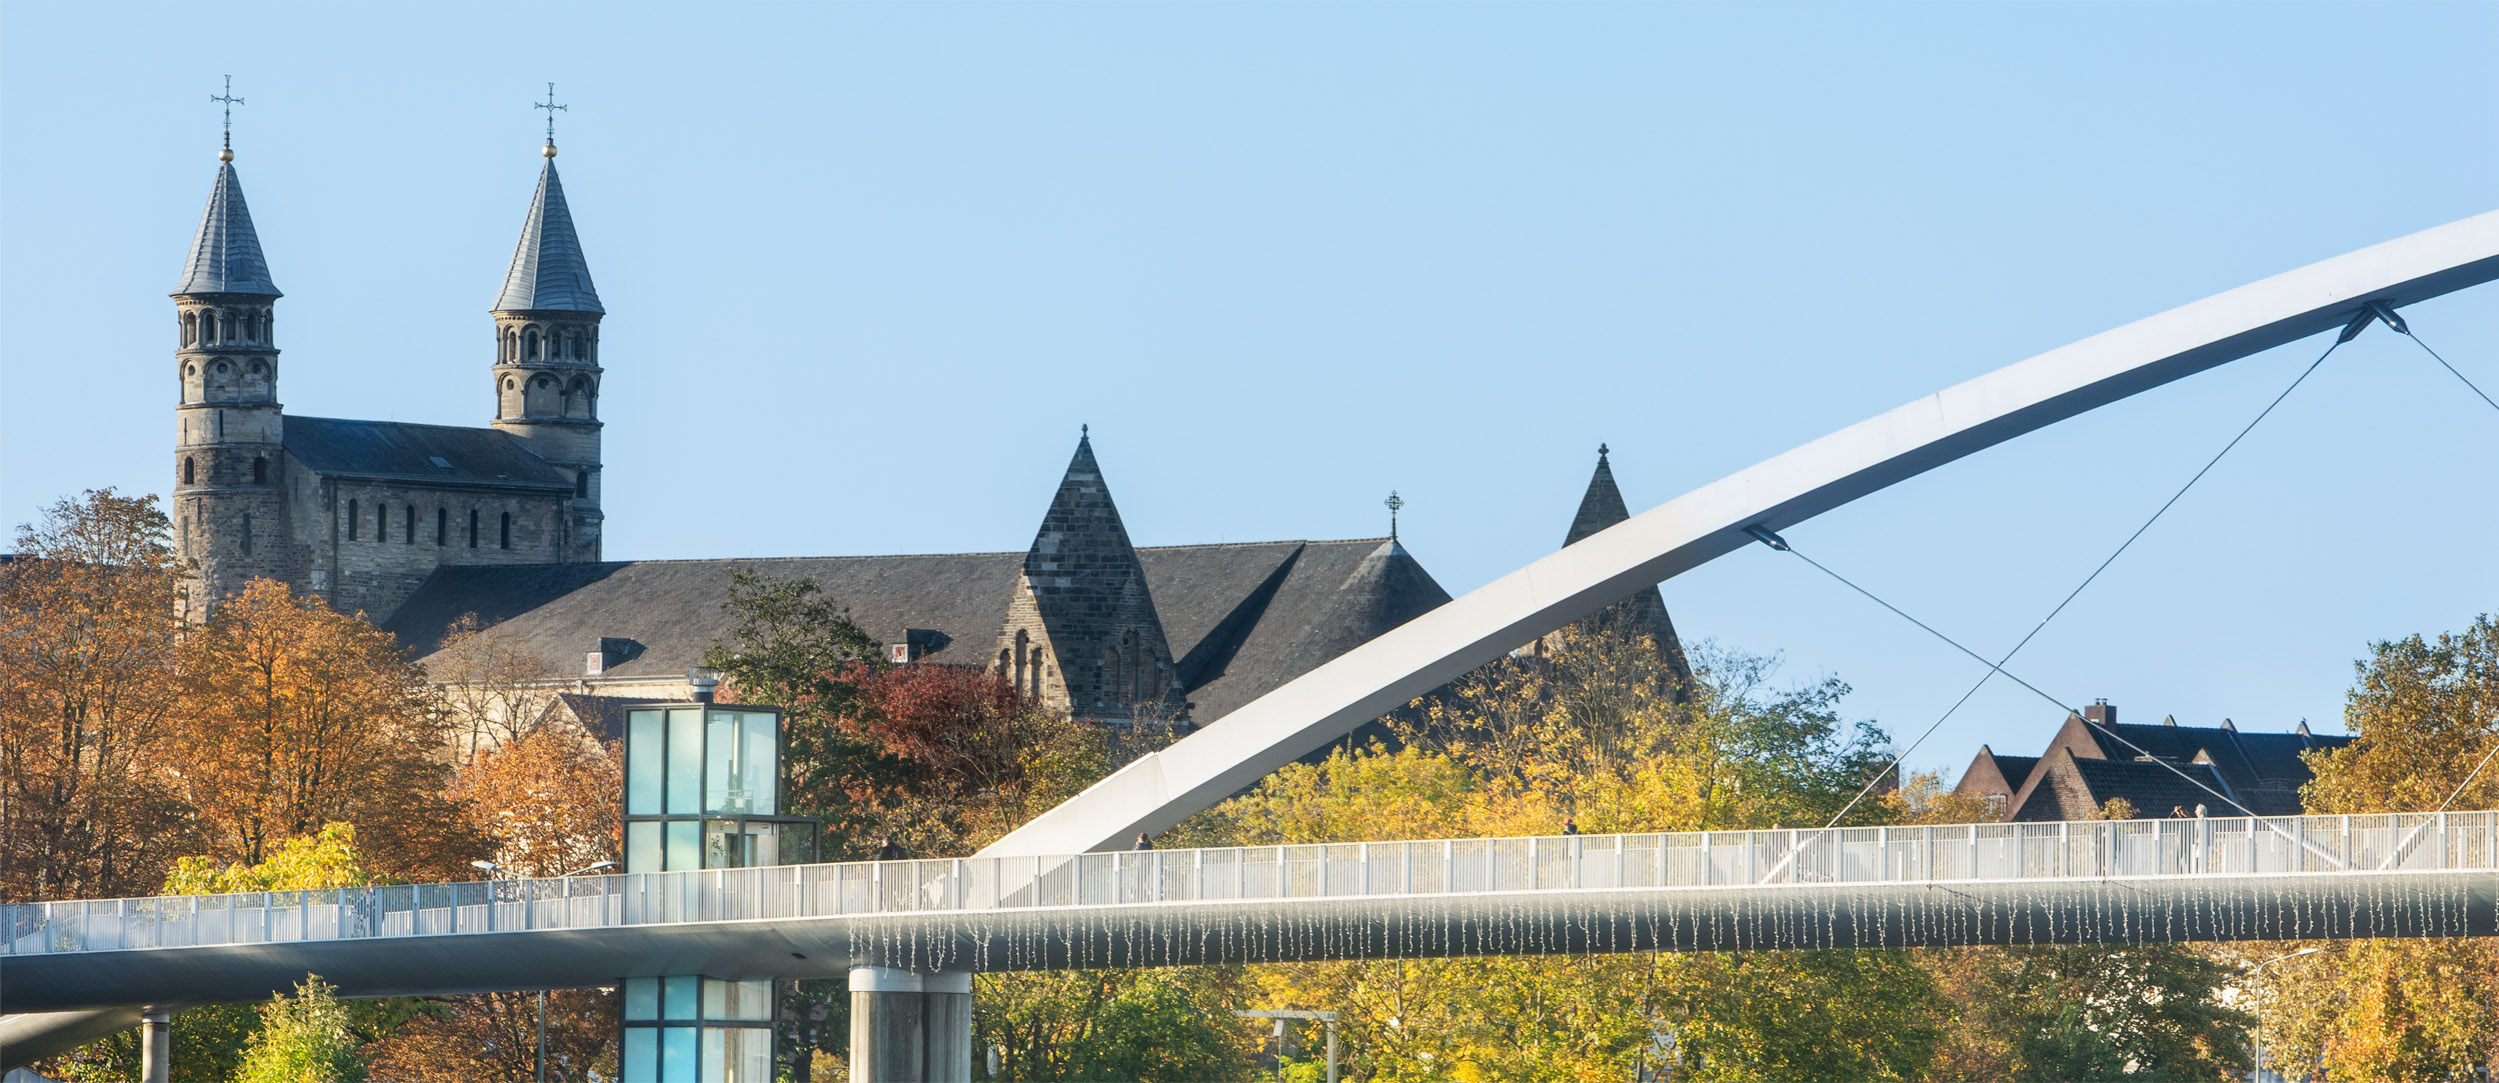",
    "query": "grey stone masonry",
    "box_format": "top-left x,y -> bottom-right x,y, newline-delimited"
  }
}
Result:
1535,447 -> 1694,695
995,434 -> 1185,720
170,155 -> 289,618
